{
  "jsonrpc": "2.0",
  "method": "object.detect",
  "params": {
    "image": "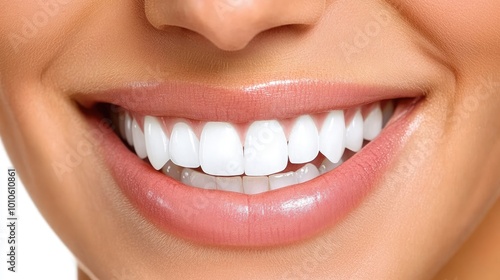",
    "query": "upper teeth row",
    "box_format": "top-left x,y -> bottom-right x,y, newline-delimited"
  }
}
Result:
117,102 -> 393,177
